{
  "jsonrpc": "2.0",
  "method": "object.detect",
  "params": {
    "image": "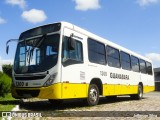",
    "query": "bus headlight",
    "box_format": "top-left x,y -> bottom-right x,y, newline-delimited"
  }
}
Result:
43,73 -> 57,87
